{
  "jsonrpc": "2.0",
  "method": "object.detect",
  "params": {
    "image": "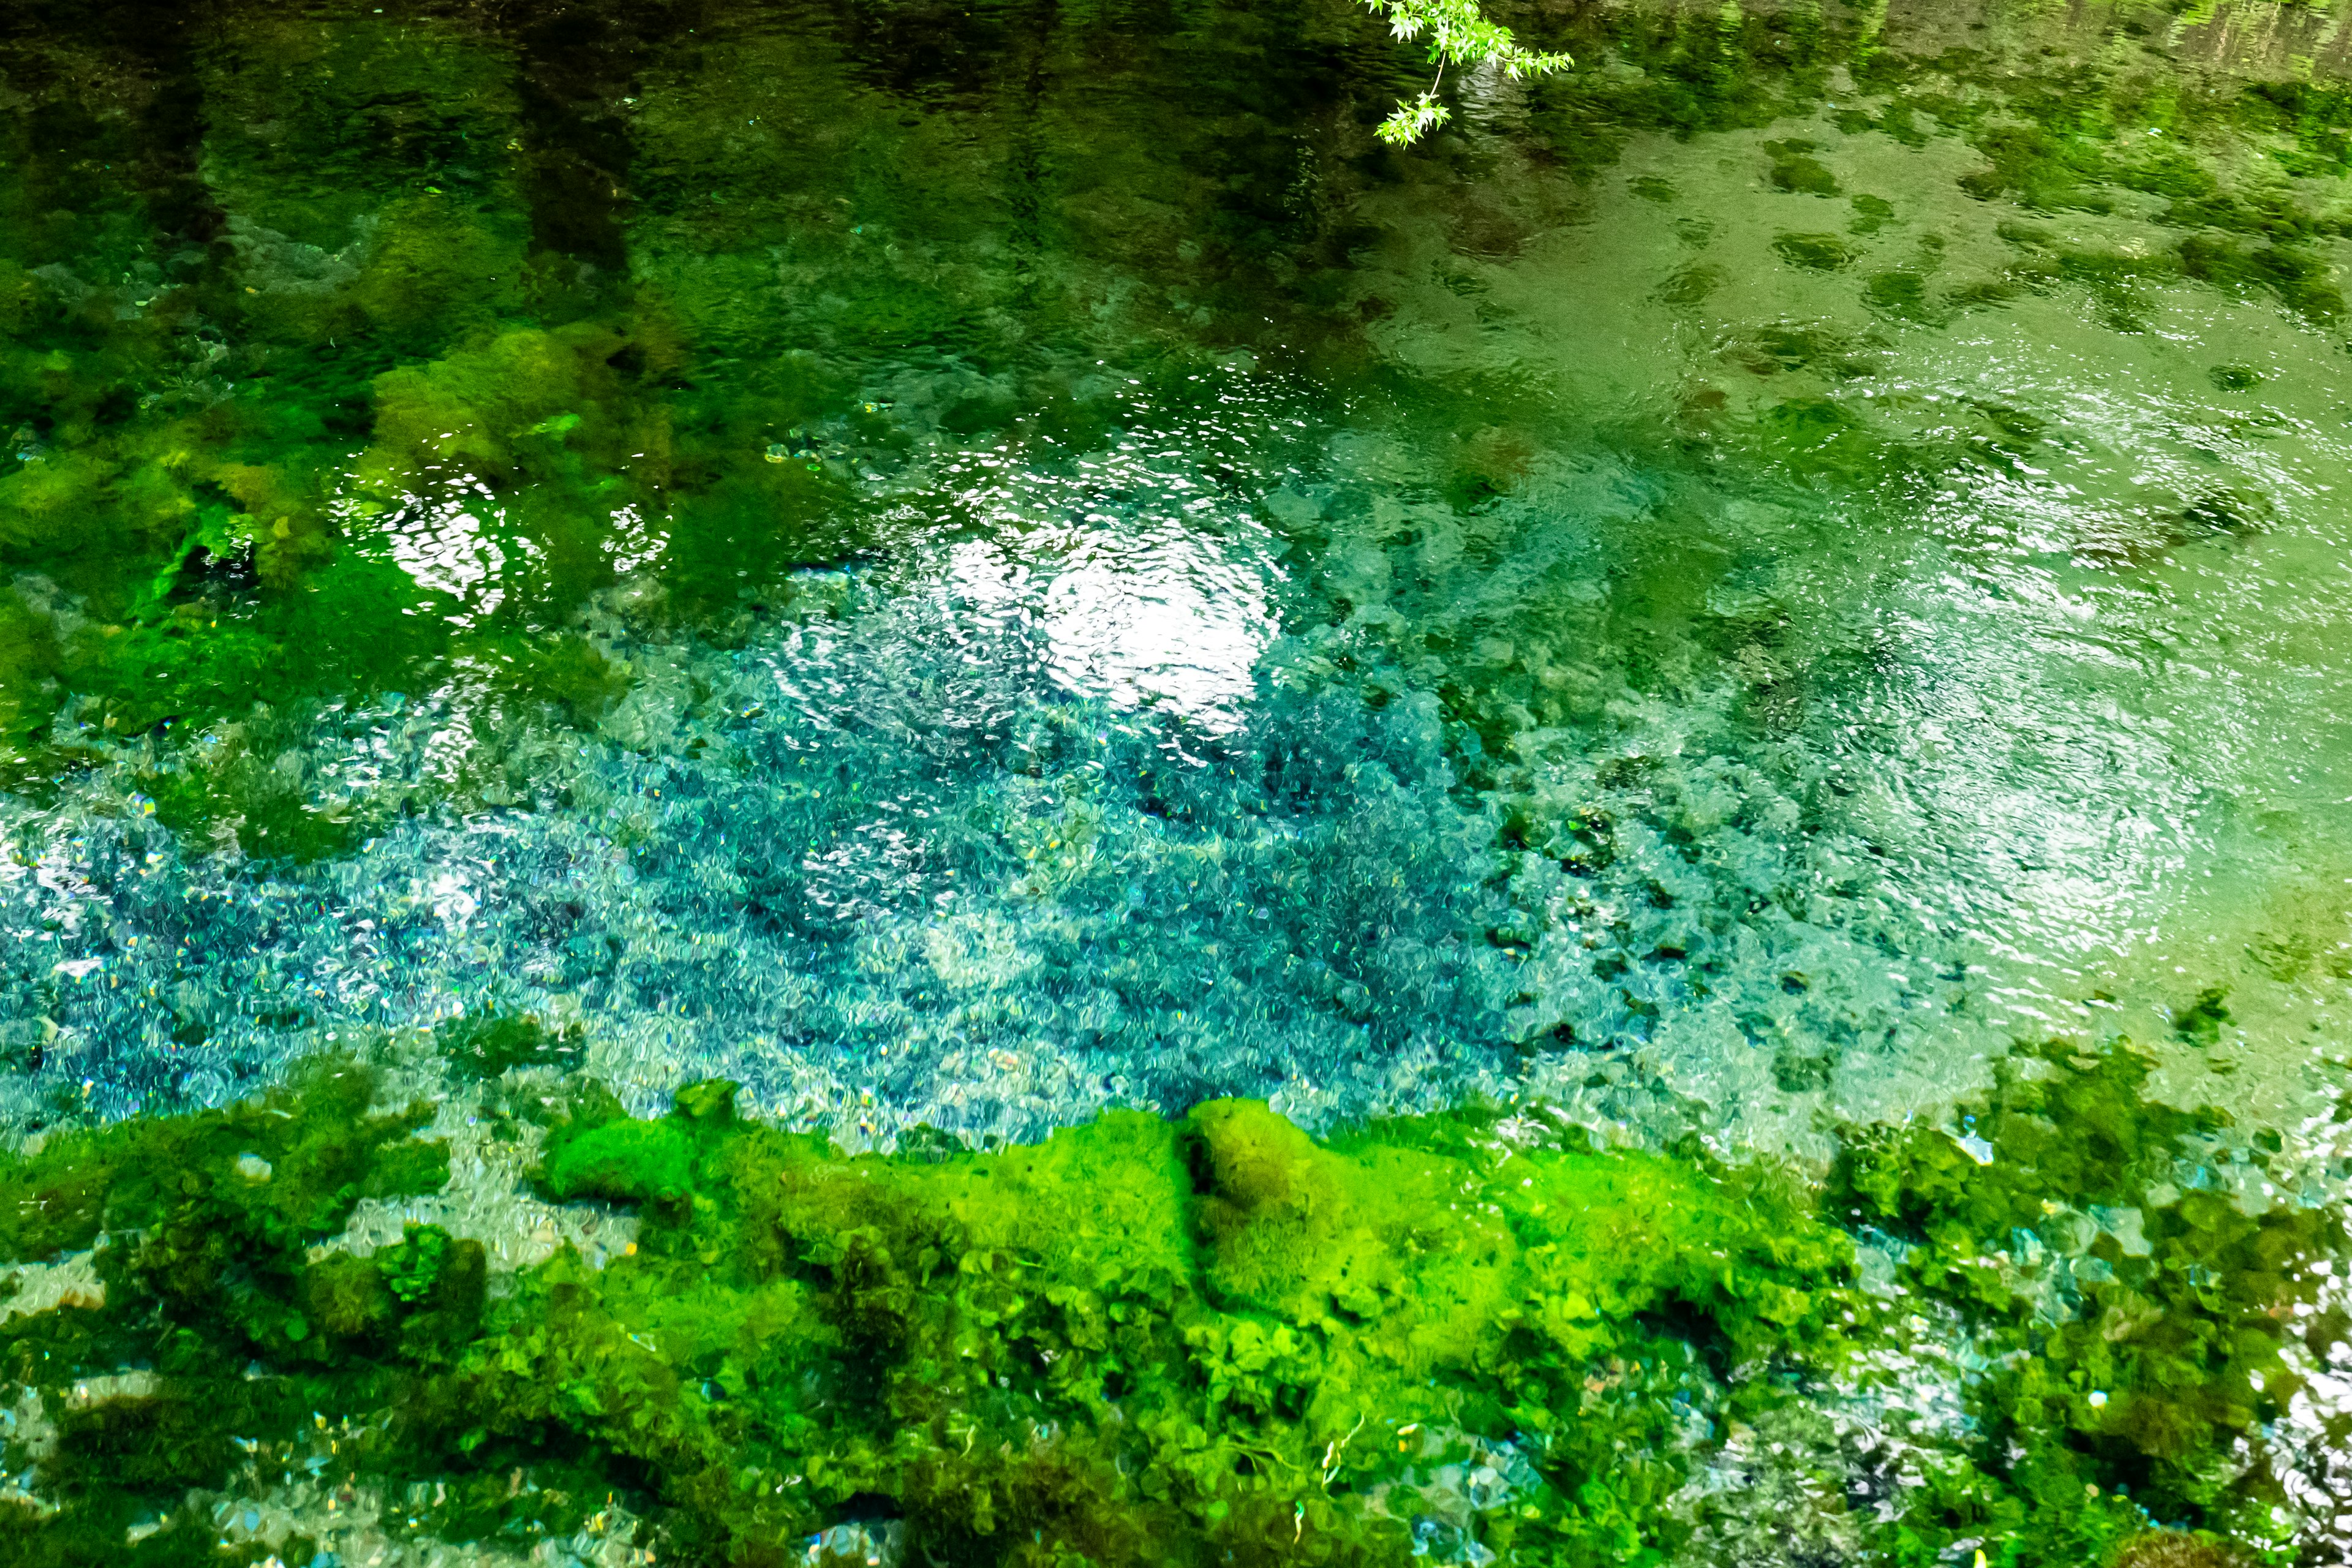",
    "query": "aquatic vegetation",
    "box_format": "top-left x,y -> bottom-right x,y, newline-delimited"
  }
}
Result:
2,1070 -> 1840,1564
2,0 -> 2352,1562
1834,1039 -> 2351,1560
0,1056 -> 444,1262
520,1081 -> 1887,1568
436,1008 -> 586,1082
2,0 -> 2348,826
0,1035 -> 2339,1564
